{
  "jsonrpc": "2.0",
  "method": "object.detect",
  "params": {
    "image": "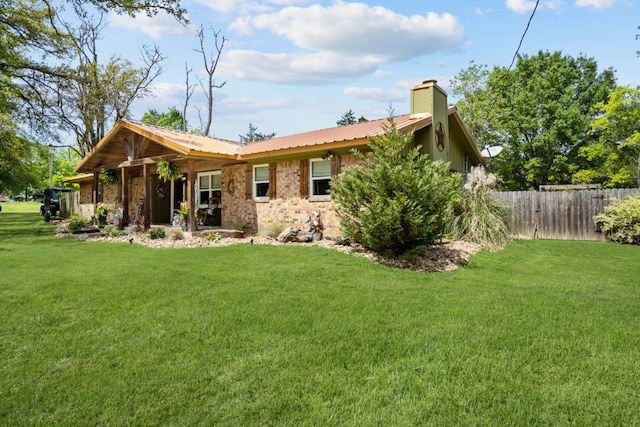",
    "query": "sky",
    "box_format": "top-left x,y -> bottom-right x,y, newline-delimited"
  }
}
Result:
93,0 -> 639,142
